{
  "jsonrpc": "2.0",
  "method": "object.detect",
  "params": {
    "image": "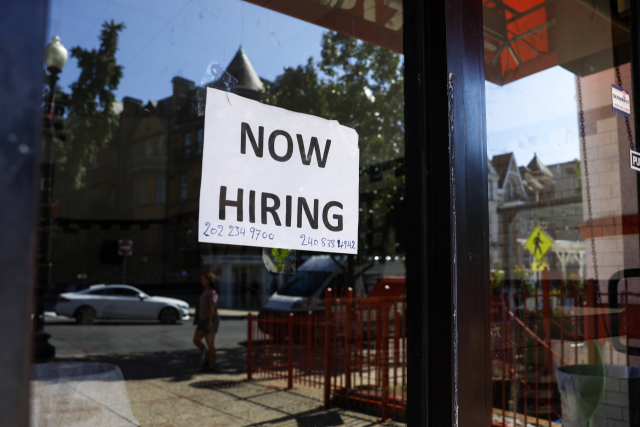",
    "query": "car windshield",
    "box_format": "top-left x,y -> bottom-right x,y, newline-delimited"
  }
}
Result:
112,288 -> 140,297
278,271 -> 333,297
